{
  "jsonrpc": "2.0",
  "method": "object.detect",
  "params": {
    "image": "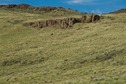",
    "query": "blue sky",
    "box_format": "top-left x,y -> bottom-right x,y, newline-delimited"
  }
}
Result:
0,0 -> 126,13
